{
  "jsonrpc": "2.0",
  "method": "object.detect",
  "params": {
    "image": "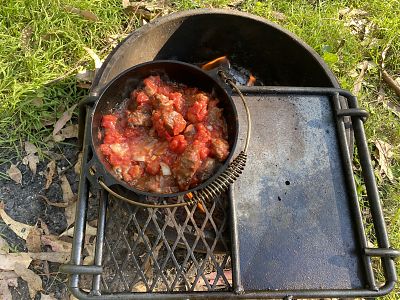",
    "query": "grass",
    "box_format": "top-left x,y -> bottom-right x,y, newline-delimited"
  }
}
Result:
0,0 -> 399,298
